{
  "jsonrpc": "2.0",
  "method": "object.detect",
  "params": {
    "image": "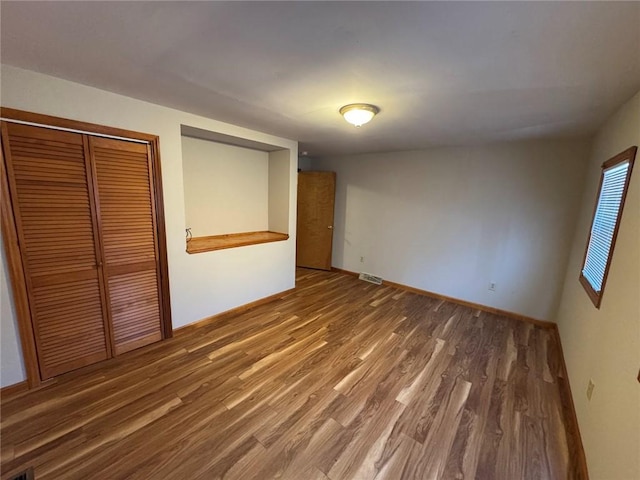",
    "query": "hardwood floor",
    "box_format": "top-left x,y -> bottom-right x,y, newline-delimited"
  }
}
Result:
1,268 -> 584,479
